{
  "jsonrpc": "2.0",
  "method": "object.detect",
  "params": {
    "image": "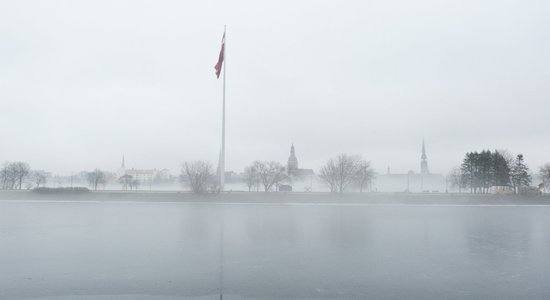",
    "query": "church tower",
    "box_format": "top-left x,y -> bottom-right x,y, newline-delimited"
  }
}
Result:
420,140 -> 429,175
287,144 -> 298,172
117,154 -> 126,178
